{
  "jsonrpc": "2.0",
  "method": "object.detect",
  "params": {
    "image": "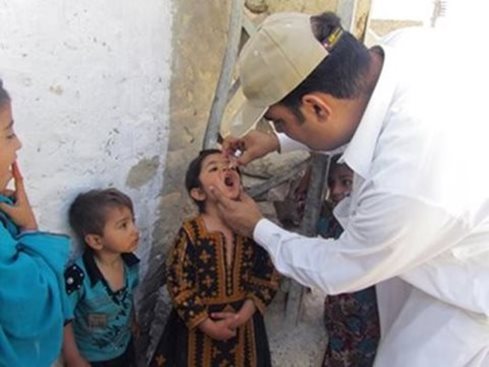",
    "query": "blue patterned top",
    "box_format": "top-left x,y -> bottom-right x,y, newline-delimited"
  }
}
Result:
63,250 -> 139,362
